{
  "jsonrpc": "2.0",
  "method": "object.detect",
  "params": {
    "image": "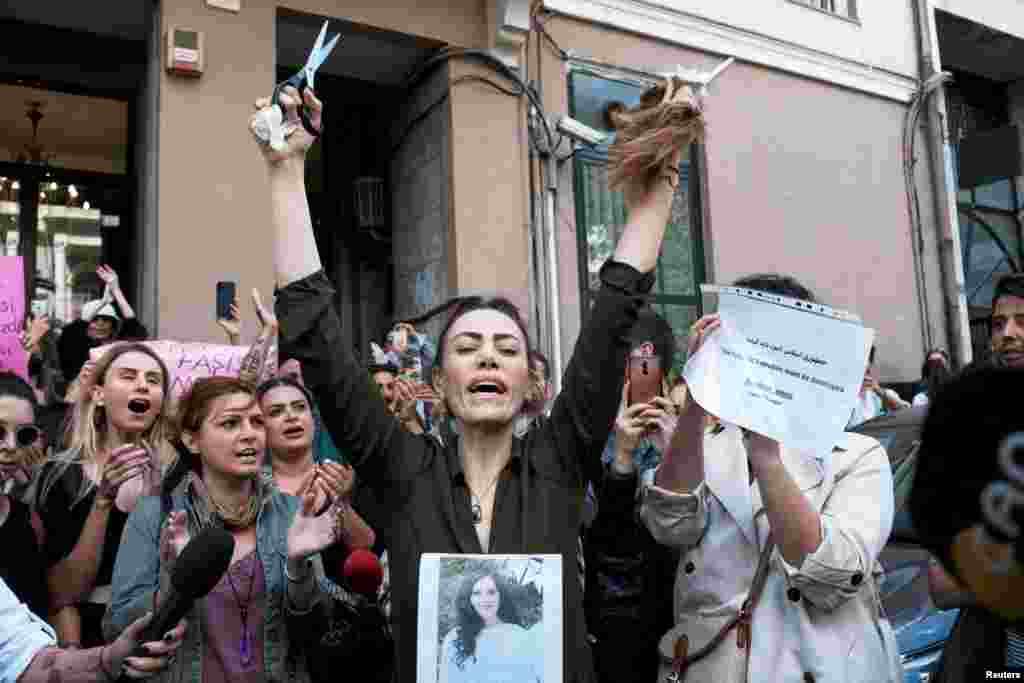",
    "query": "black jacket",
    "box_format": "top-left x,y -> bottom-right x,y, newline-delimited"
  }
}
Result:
57,316 -> 148,385
276,261 -> 652,683
584,468 -> 676,683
